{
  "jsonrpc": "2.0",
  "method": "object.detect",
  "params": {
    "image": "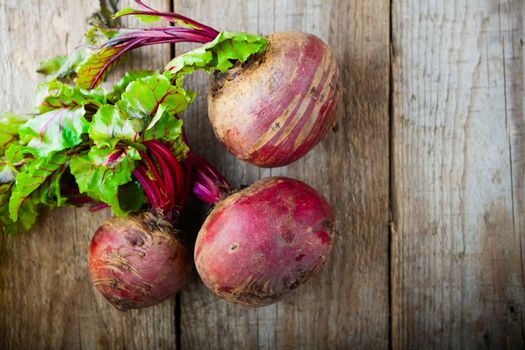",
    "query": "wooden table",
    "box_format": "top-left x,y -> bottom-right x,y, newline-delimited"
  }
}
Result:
1,0 -> 523,348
